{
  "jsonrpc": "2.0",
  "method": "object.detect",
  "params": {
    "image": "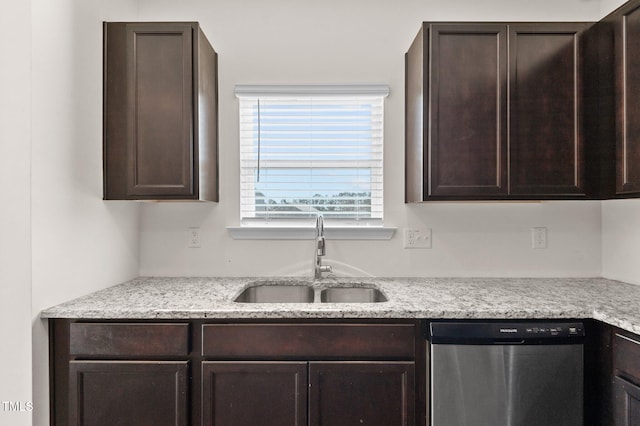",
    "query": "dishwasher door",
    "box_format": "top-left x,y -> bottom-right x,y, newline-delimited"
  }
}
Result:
430,323 -> 583,426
